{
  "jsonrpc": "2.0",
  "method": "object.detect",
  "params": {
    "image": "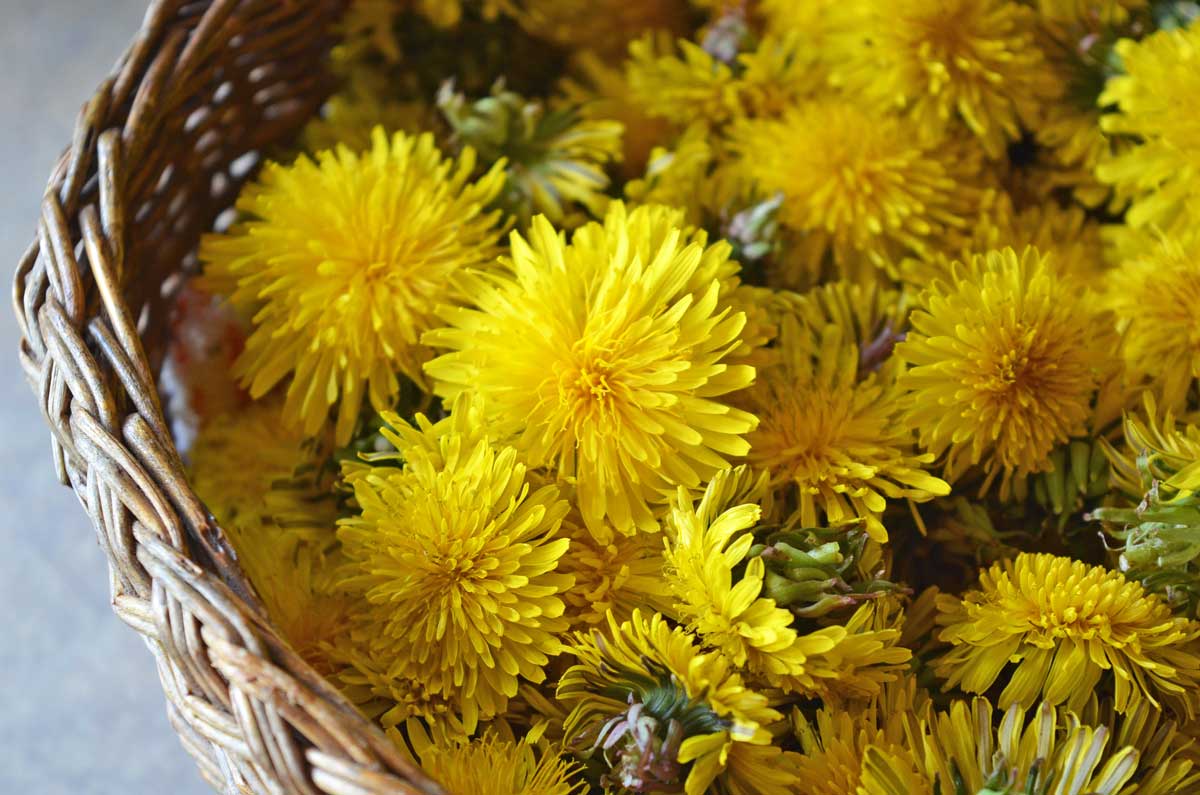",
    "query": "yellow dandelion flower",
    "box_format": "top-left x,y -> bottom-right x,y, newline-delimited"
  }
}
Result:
744,316 -> 949,541
664,472 -> 910,698
1103,392 -> 1200,502
623,123 -> 733,227
188,402 -> 348,674
723,285 -> 807,368
558,610 -> 803,795
200,129 -> 507,443
559,51 -> 675,179
792,691 -> 929,795
903,194 -> 1108,287
934,552 -> 1200,717
662,471 -> 805,673
788,279 -> 906,357
820,599 -> 916,704
1105,230 -> 1200,409
868,698 -> 1148,795
238,537 -> 352,679
1036,0 -> 1146,24
301,67 -> 438,154
625,32 -> 828,132
736,33 -> 826,119
412,734 -> 583,795
331,638 -> 474,737
1079,699 -> 1200,795
729,97 -> 983,275
506,0 -> 690,59
188,400 -> 336,542
759,0 -> 839,71
863,695 -> 1200,795
897,247 -> 1115,495
922,695 -> 1200,795
627,35 -> 744,129
335,396 -> 574,727
975,195 -> 1106,279
1098,24 -> 1200,232
424,202 -> 758,536
828,0 -> 1059,158
558,518 -> 674,627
